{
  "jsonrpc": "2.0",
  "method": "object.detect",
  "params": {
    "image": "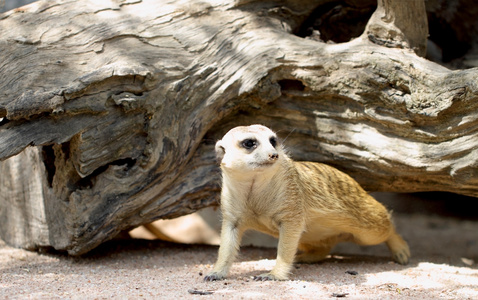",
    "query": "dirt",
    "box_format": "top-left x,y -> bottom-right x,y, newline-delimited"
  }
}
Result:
1,212 -> 477,299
